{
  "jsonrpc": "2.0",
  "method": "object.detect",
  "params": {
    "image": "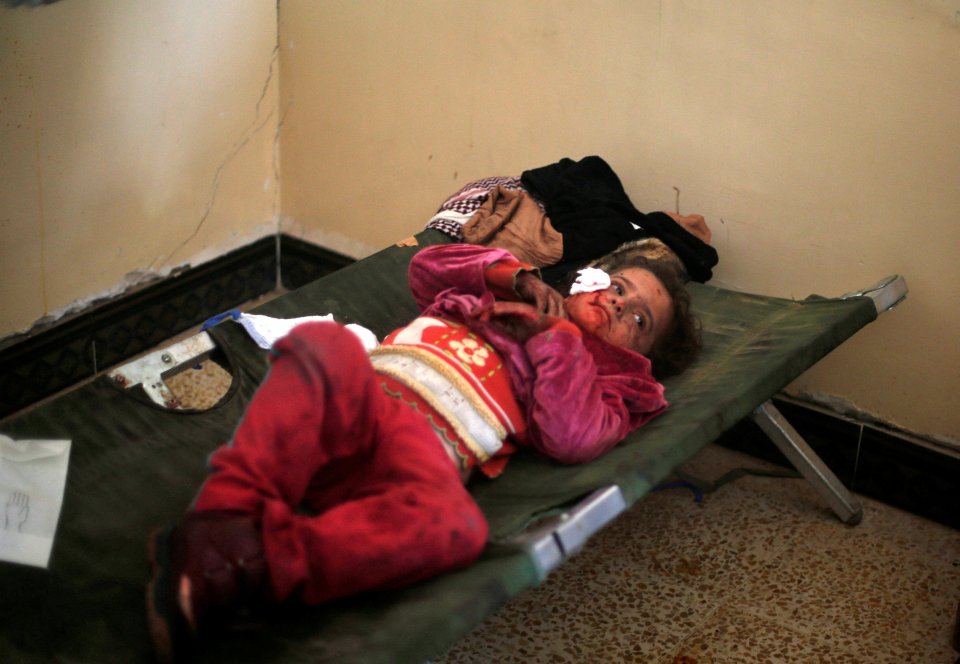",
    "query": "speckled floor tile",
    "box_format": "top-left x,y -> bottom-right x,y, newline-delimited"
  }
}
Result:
436,443 -> 960,664
687,444 -> 960,661
437,491 -> 720,662
735,501 -> 959,662
670,604 -> 867,663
